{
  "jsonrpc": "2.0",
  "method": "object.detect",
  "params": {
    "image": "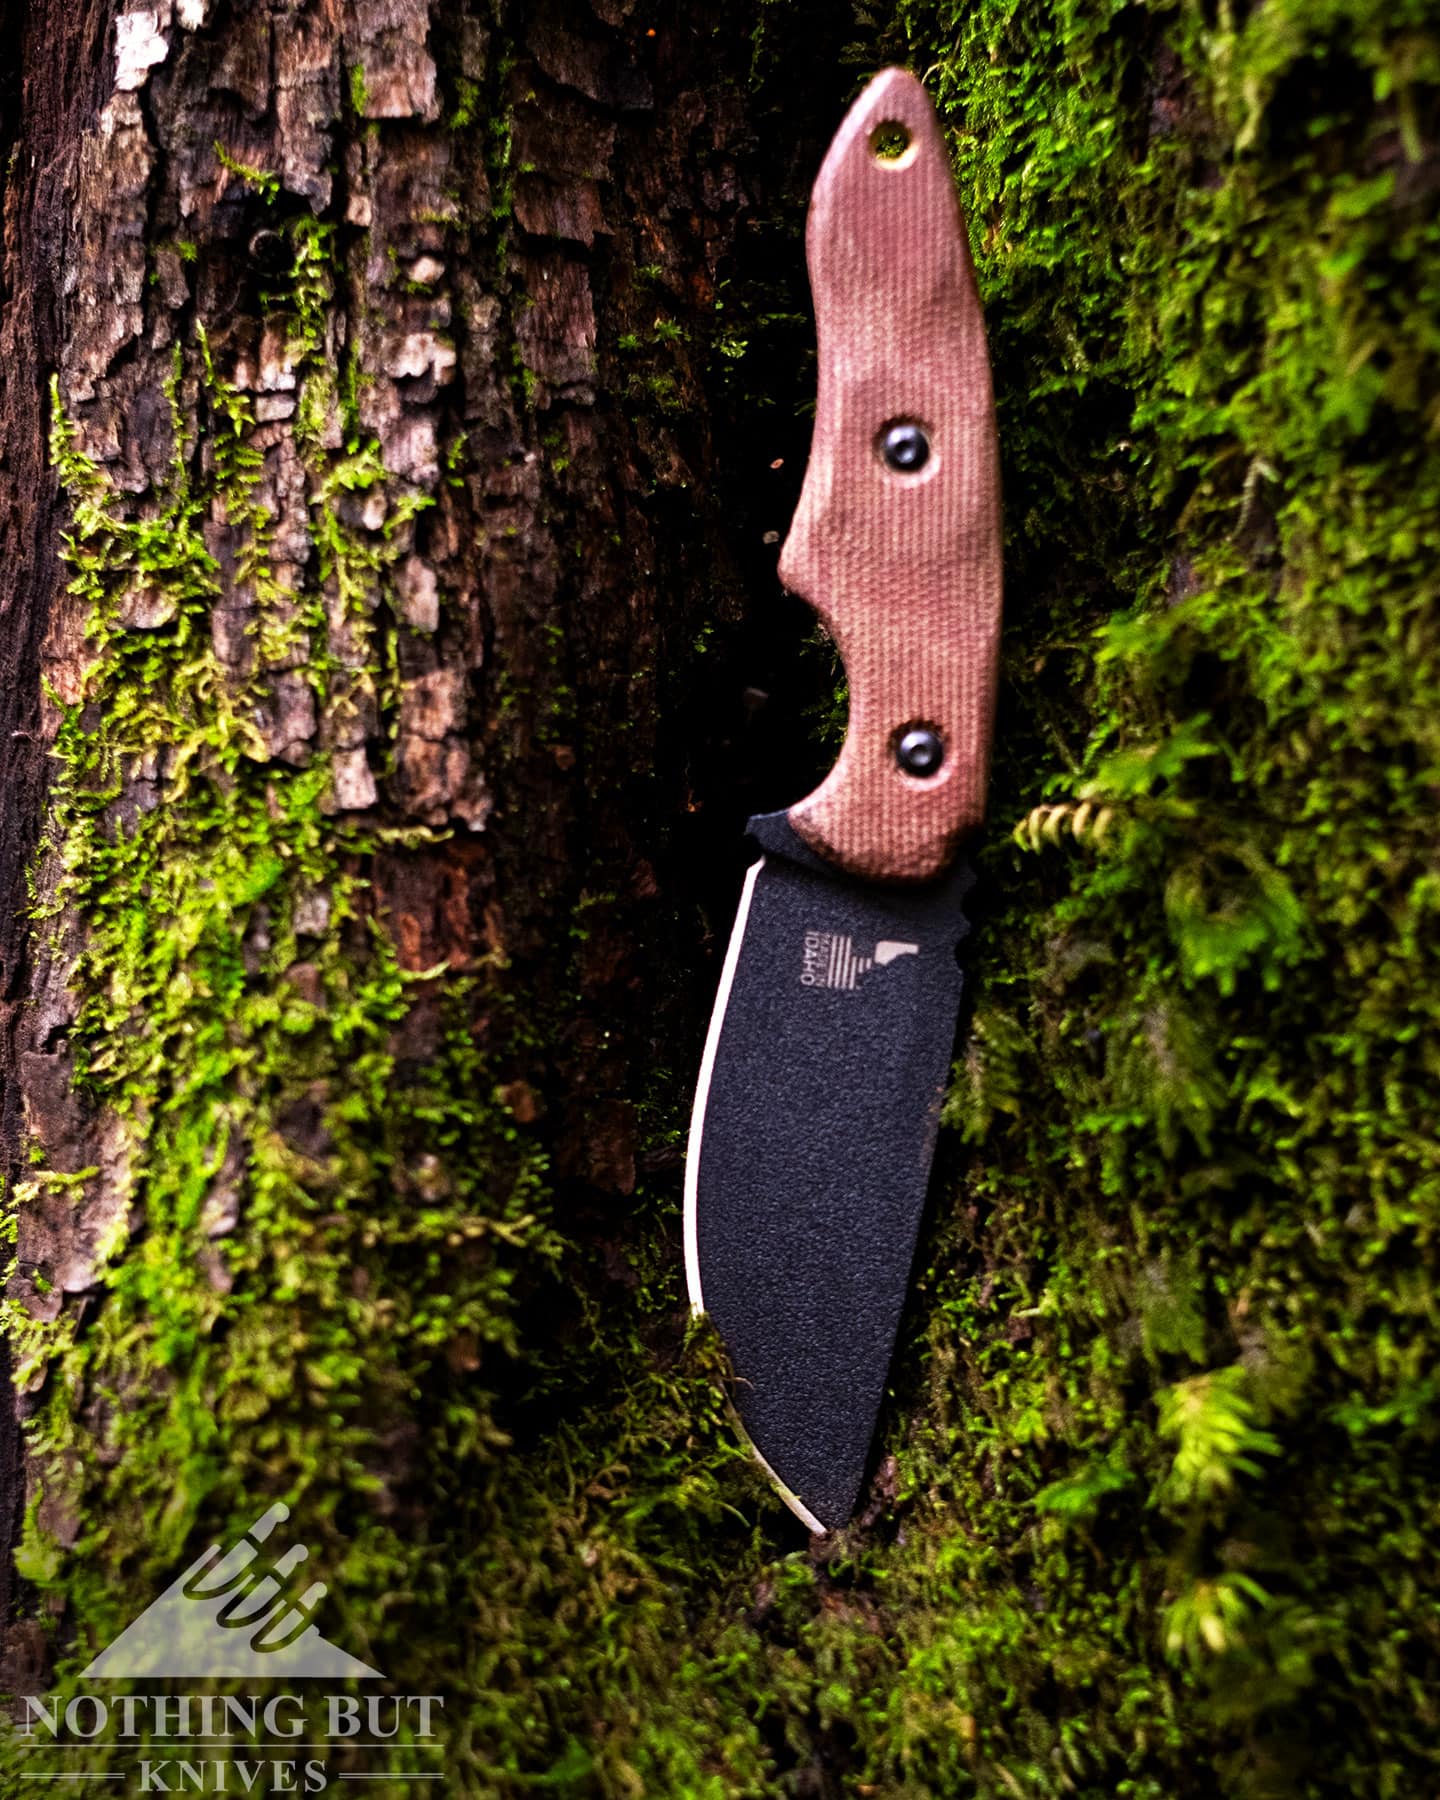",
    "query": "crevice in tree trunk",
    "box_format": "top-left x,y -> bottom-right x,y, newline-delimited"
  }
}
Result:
0,0 -> 114,1668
